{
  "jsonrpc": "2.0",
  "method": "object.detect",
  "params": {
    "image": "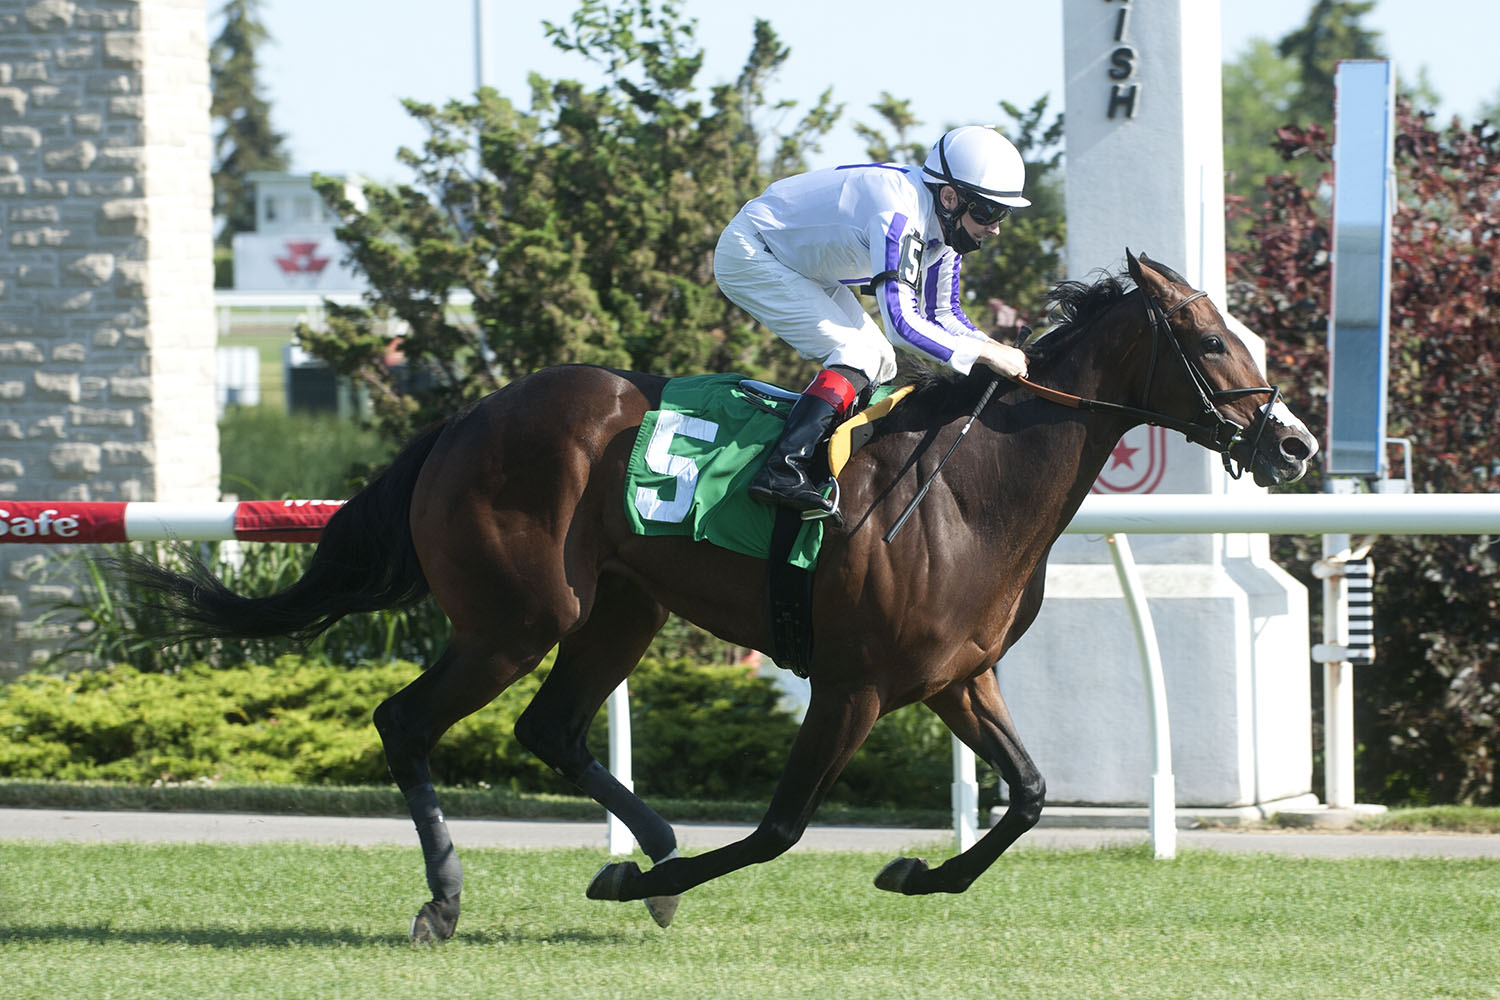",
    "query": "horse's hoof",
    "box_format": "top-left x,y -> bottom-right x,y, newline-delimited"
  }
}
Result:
409,895 -> 460,943
874,856 -> 930,895
645,894 -> 680,928
587,861 -> 641,901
